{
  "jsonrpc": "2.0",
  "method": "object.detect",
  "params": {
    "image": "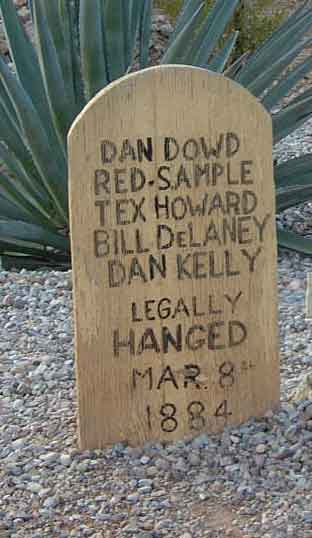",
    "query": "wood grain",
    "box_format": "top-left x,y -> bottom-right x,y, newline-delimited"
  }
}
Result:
68,65 -> 280,449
